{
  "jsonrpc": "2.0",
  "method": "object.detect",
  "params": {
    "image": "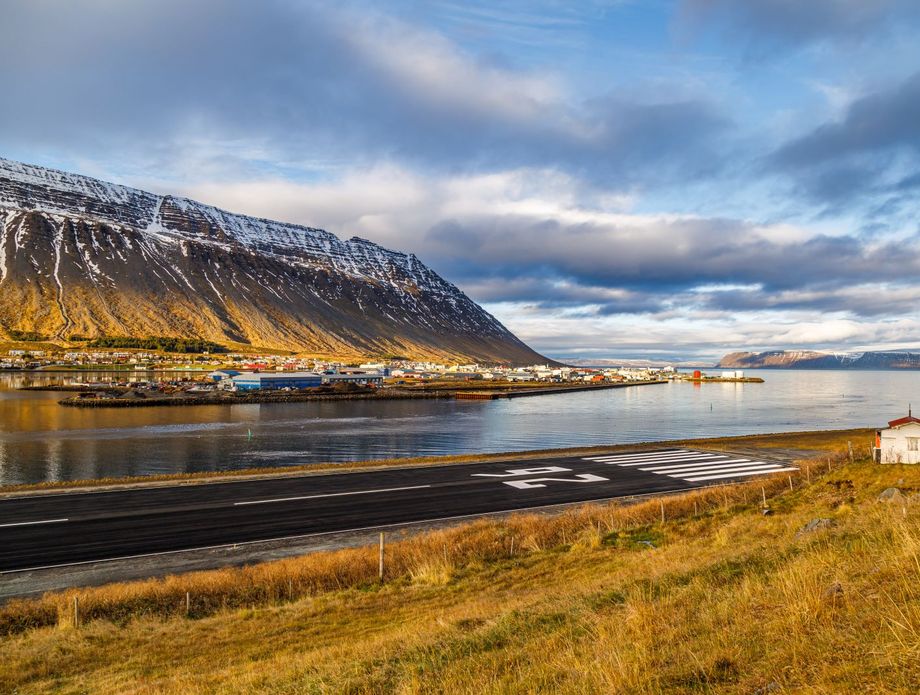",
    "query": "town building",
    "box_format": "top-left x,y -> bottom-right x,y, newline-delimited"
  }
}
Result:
229,372 -> 324,391
875,411 -> 920,463
322,371 -> 384,387
208,369 -> 241,382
